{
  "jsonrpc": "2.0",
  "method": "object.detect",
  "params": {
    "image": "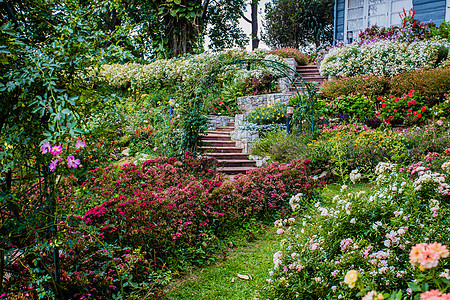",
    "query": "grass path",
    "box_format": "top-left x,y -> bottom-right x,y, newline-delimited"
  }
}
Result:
163,227 -> 282,300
